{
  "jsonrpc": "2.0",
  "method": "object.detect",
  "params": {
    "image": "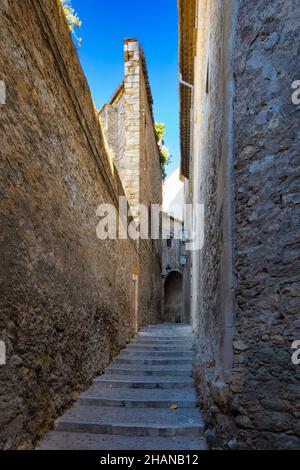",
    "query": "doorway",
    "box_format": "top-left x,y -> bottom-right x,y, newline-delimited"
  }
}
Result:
163,271 -> 184,323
